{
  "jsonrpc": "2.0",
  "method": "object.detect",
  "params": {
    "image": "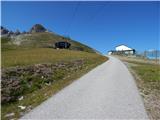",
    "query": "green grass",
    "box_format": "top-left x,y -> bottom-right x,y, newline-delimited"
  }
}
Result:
120,58 -> 160,84
1,48 -> 108,120
1,32 -> 96,53
1,37 -> 20,51
2,48 -> 102,68
132,64 -> 160,83
1,37 -> 11,44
